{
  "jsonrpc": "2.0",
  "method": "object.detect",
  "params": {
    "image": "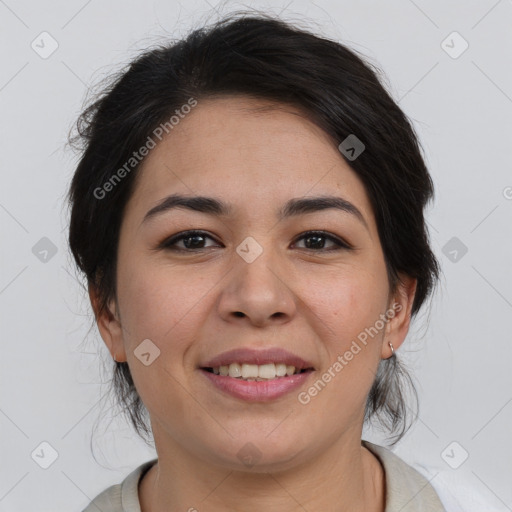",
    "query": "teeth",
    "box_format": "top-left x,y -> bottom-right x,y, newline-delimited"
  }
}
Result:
257,363 -> 275,379
213,362 -> 304,379
275,363 -> 287,377
242,363 -> 259,379
228,363 -> 242,378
